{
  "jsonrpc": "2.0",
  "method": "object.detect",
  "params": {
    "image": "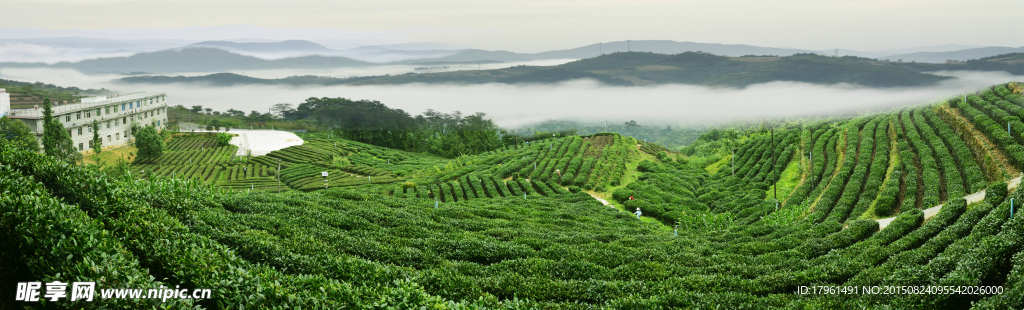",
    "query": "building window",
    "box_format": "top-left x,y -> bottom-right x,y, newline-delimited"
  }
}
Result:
116,133 -> 119,140
124,130 -> 128,138
105,107 -> 110,114
88,126 -> 92,133
88,140 -> 93,149
129,102 -> 133,109
78,143 -> 83,151
78,128 -> 82,136
121,104 -> 125,111
66,115 -> 70,122
86,111 -> 91,118
106,121 -> 110,128
96,108 -> 101,116
107,135 -> 111,142
76,112 -> 81,120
